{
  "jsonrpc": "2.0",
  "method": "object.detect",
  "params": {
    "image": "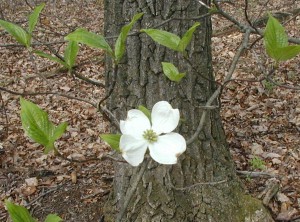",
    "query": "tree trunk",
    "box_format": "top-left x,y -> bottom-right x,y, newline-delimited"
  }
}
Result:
103,0 -> 273,221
